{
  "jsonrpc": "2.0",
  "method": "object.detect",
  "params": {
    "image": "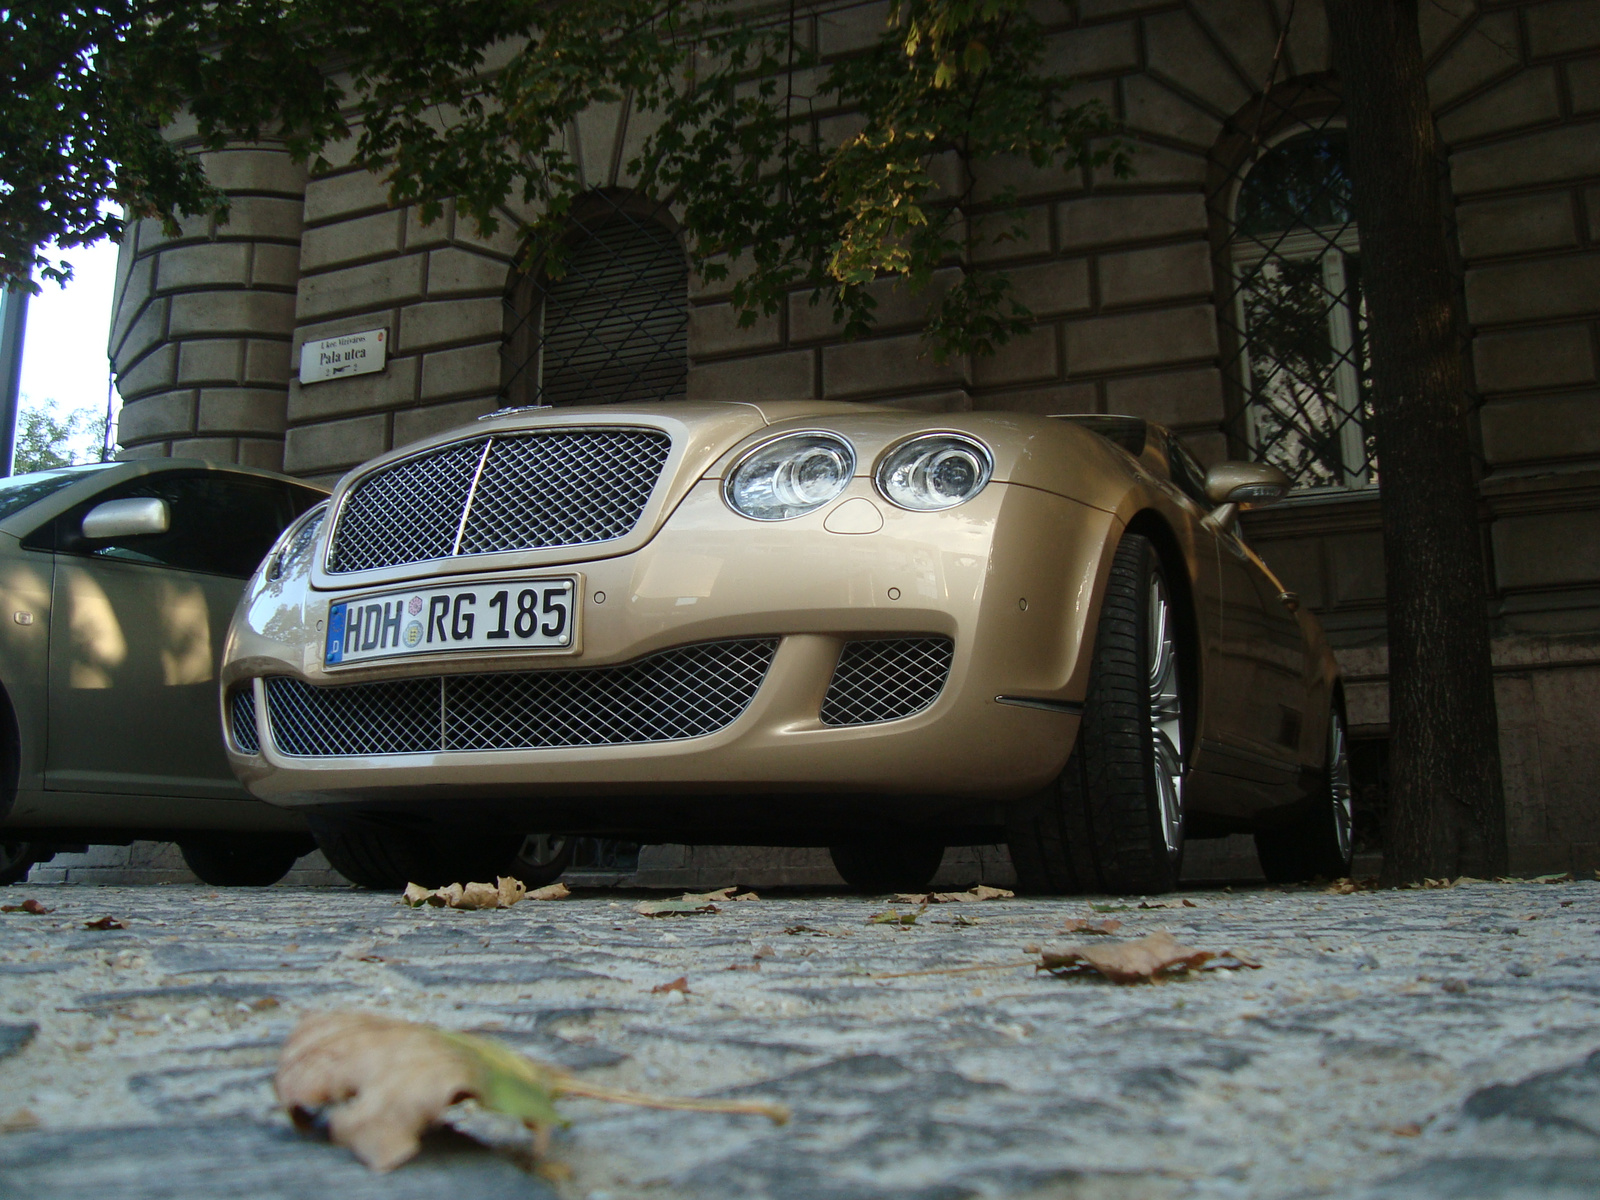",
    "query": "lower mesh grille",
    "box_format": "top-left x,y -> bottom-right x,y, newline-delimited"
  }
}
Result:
262,639 -> 779,757
230,688 -> 261,754
820,637 -> 954,726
